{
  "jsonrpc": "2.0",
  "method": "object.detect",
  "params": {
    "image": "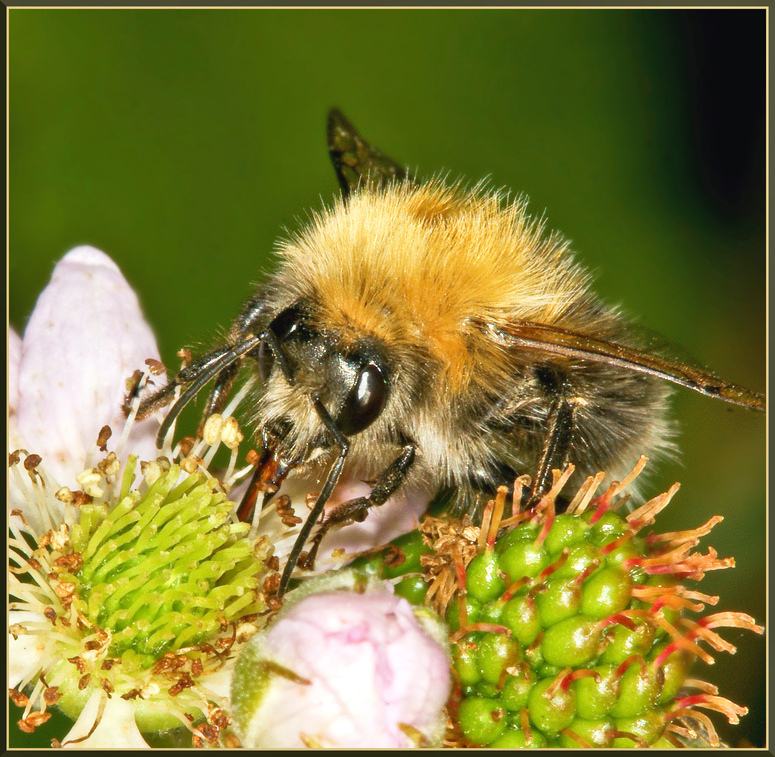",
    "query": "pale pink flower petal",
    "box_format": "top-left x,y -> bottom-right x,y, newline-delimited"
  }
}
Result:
15,246 -> 164,491
233,579 -> 451,748
267,474 -> 432,571
60,690 -> 150,749
9,327 -> 22,419
8,611 -> 49,690
9,328 -> 27,462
